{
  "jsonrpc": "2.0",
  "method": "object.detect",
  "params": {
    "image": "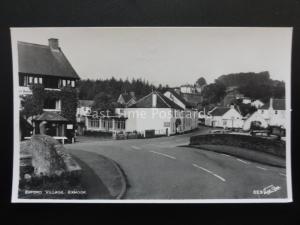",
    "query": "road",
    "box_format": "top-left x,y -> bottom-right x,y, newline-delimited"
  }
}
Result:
65,127 -> 287,199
